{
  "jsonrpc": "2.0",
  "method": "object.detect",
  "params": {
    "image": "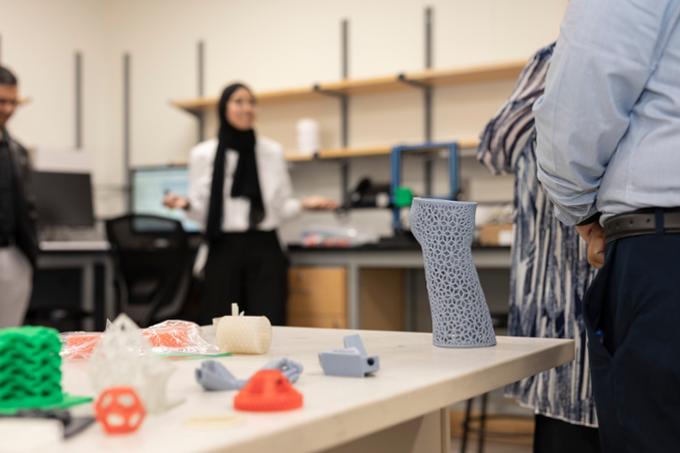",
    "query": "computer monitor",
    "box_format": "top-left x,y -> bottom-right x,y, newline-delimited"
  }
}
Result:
130,166 -> 200,233
32,171 -> 95,227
